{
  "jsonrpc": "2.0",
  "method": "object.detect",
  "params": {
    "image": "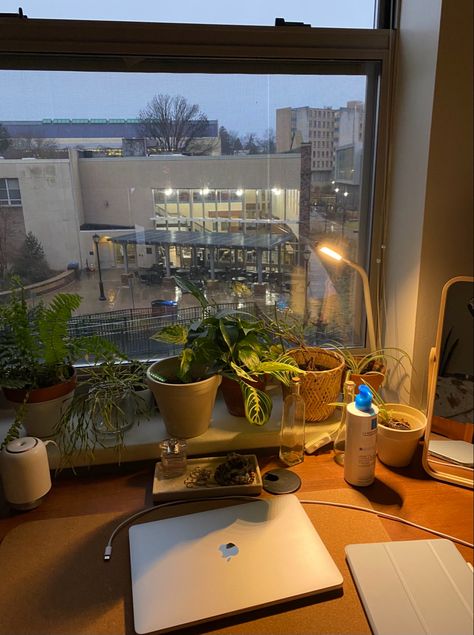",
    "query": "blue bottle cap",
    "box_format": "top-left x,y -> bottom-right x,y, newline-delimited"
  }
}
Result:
355,385 -> 373,411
